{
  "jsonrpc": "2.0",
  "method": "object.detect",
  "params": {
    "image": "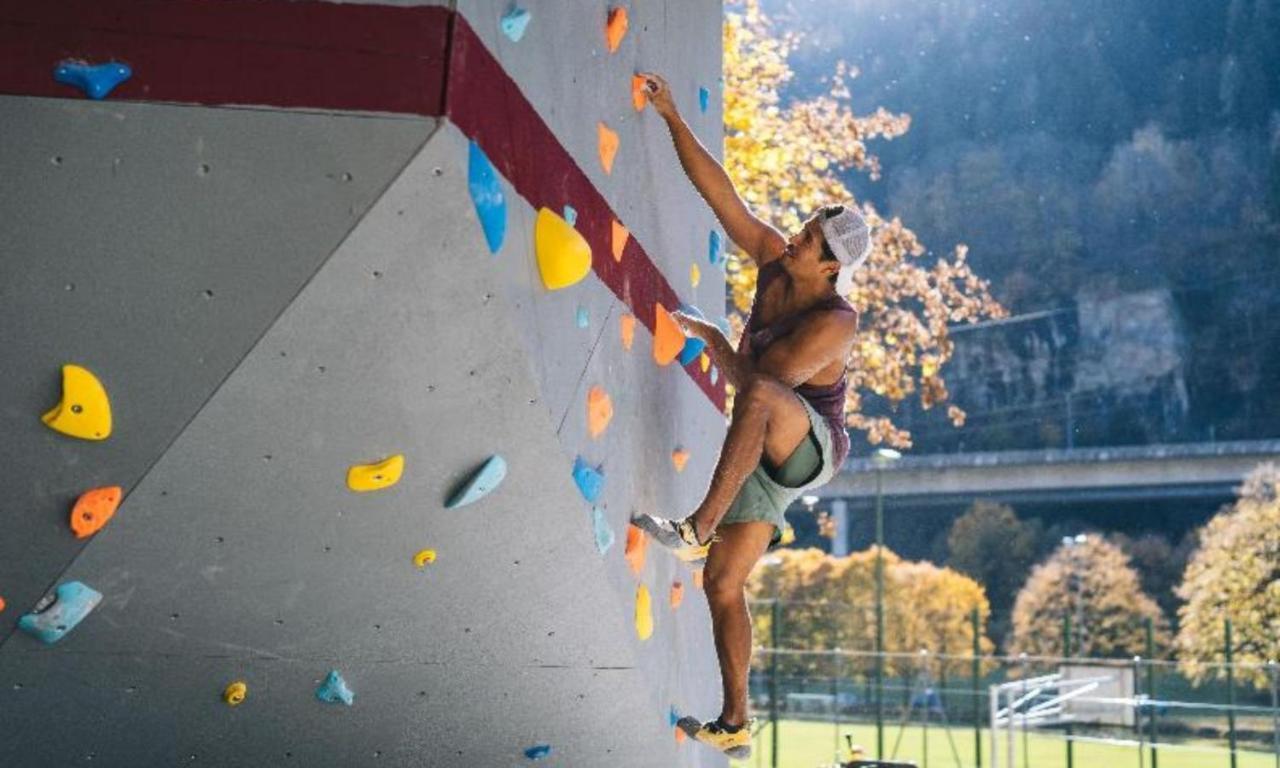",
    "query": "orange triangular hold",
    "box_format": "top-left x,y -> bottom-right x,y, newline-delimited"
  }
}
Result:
70,485 -> 122,538
692,567 -> 704,590
670,581 -> 684,609
675,727 -> 687,744
597,122 -> 619,174
620,313 -> 636,351
671,448 -> 690,473
631,74 -> 648,111
625,523 -> 647,575
611,220 -> 629,262
605,6 -> 629,53
587,385 -> 614,439
653,303 -> 684,366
